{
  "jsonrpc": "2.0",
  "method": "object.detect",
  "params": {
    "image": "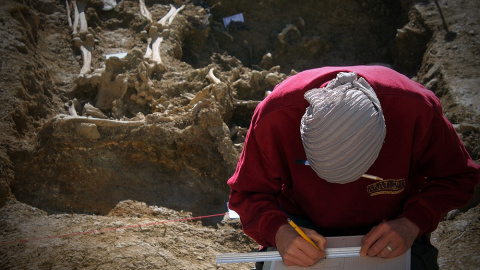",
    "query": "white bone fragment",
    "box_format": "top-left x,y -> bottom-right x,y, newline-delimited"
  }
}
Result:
146,26 -> 163,64
101,0 -> 117,11
72,0 -> 79,34
207,68 -> 221,84
139,0 -> 152,22
143,4 -> 184,64
74,33 -> 95,75
151,36 -> 163,64
181,92 -> 196,101
158,5 -> 177,26
95,71 -> 128,110
144,36 -> 152,59
168,5 -> 185,25
277,24 -> 300,45
78,45 -> 91,74
66,0 -> 72,27
55,114 -> 145,127
77,1 -> 88,34
68,102 -> 78,116
82,34 -> 95,74
158,4 -> 185,26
